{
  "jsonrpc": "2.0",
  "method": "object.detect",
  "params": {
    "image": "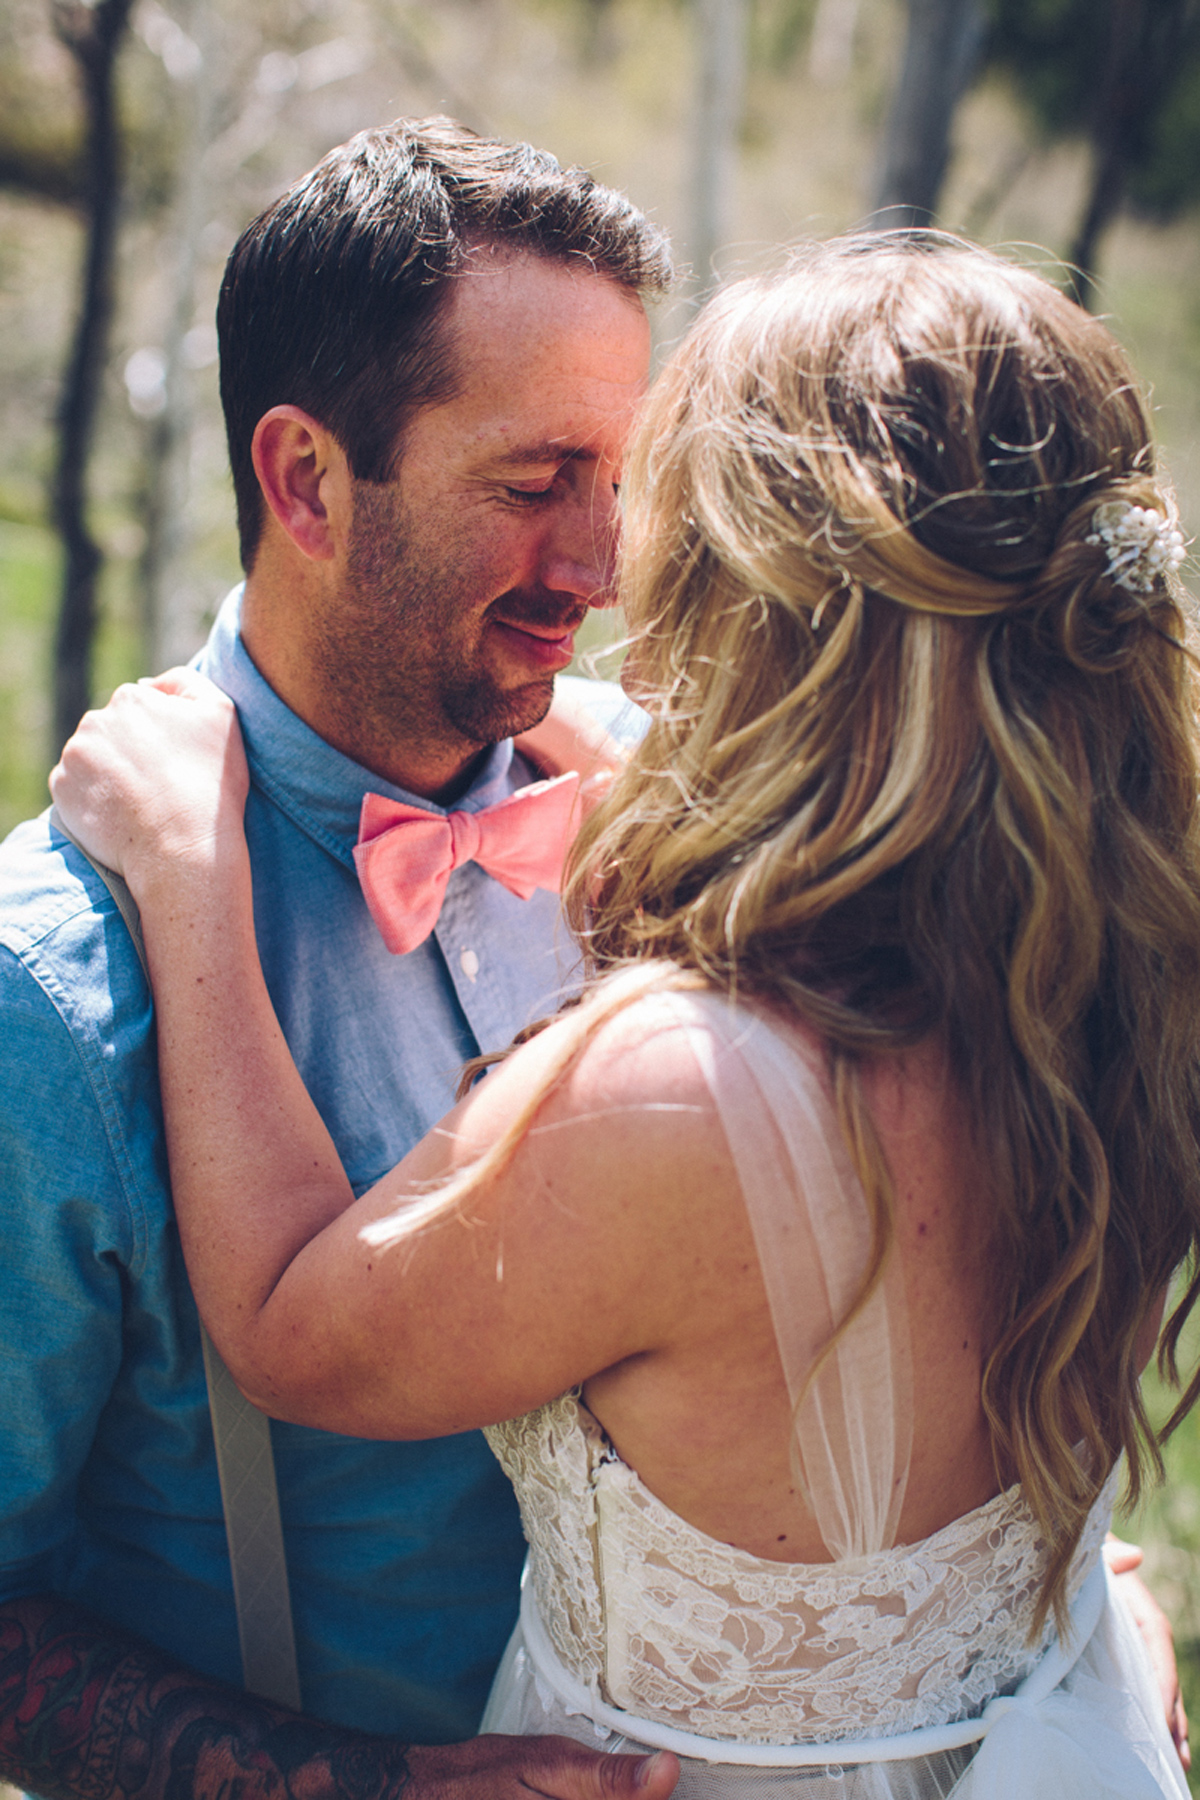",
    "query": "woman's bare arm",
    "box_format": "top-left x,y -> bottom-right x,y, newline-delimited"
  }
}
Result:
49,676 -> 730,1439
51,673 -> 360,1373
